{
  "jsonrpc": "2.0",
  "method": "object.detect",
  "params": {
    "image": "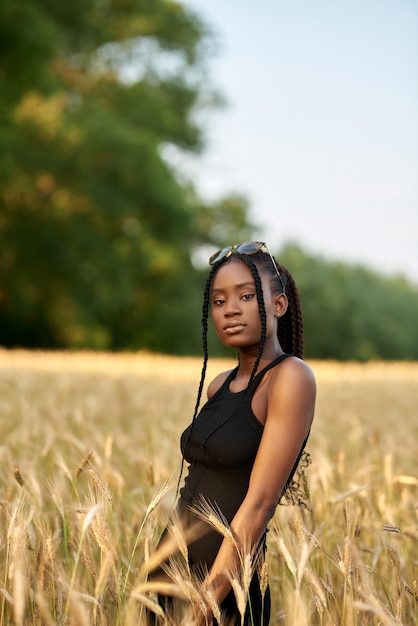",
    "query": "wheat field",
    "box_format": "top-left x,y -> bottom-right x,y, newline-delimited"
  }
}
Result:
0,350 -> 416,625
